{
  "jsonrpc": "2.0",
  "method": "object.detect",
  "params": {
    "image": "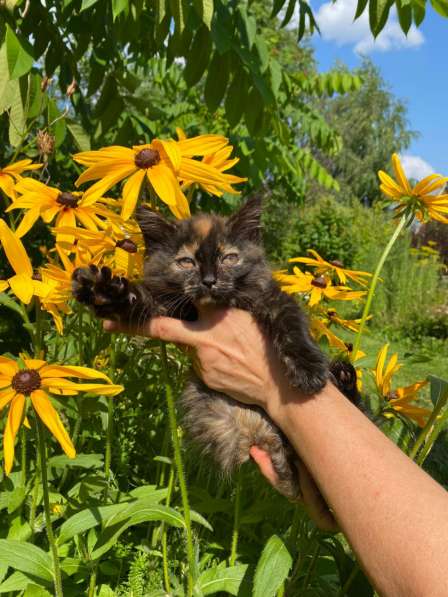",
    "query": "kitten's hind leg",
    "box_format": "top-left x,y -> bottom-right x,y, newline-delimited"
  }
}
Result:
181,376 -> 301,501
